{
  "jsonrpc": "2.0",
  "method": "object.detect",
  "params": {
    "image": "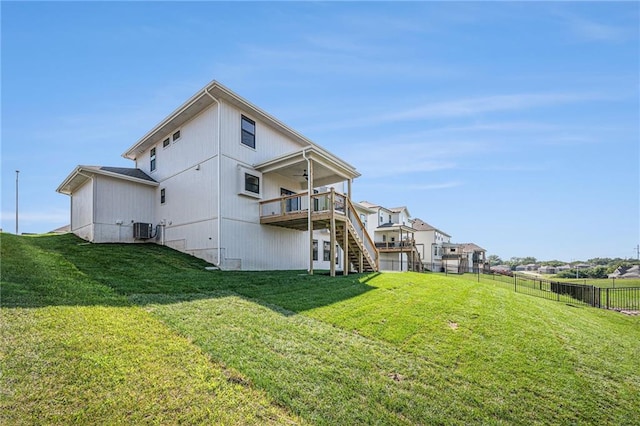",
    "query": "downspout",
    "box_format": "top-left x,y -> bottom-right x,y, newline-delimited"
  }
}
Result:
203,87 -> 222,267
302,149 -> 311,274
